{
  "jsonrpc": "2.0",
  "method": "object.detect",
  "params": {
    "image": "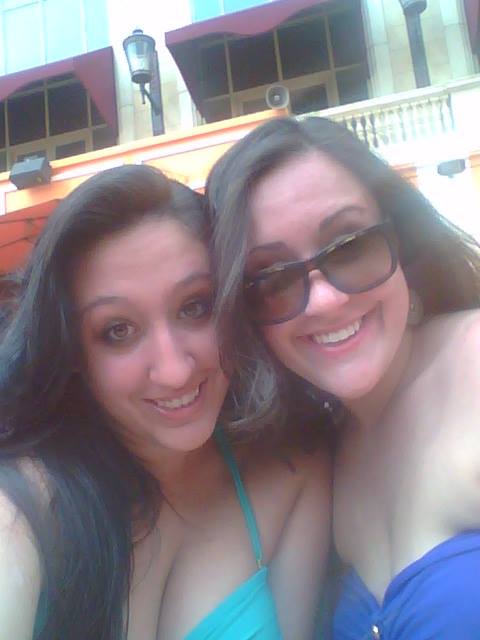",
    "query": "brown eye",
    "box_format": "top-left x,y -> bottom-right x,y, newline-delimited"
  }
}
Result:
102,322 -> 136,343
179,296 -> 212,320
